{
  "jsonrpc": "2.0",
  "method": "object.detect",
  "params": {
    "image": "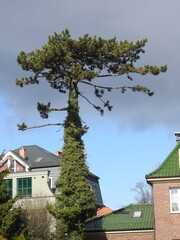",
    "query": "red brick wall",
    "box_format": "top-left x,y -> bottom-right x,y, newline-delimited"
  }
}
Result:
0,158 -> 25,172
0,161 -> 8,172
153,181 -> 180,240
104,234 -> 153,240
16,161 -> 25,172
85,232 -> 154,240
